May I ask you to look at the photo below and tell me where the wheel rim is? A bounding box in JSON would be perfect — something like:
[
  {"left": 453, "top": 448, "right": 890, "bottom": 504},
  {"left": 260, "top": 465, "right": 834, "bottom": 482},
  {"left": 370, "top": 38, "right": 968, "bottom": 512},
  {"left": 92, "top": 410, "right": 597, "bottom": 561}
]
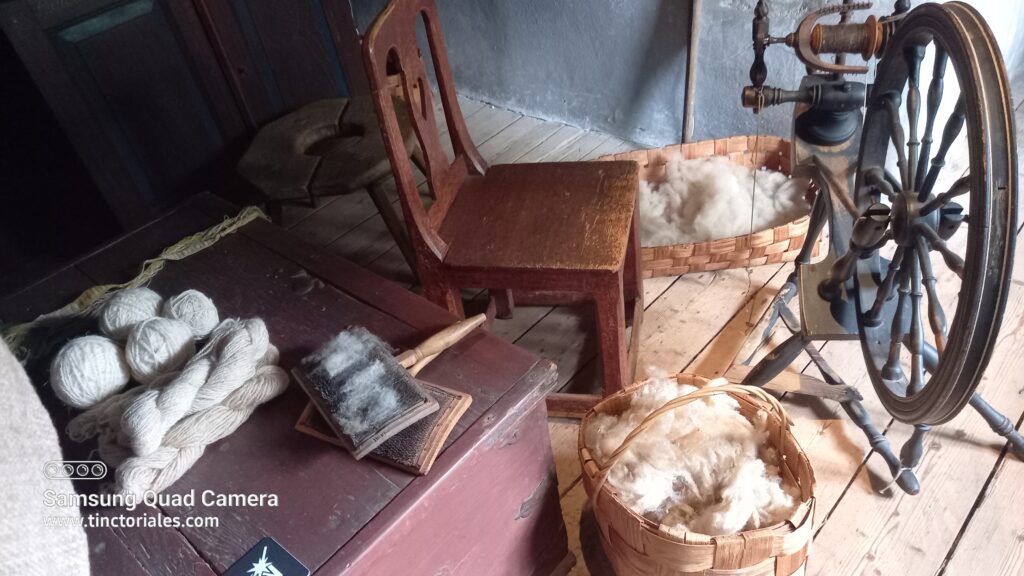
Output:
[{"left": 852, "top": 2, "right": 1017, "bottom": 425}]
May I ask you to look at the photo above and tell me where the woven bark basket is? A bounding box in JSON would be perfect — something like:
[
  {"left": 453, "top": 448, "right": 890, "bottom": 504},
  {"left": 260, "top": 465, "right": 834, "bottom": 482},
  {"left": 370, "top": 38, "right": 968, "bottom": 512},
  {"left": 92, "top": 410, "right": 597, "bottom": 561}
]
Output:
[
  {"left": 578, "top": 374, "right": 816, "bottom": 576},
  {"left": 600, "top": 135, "right": 820, "bottom": 278}
]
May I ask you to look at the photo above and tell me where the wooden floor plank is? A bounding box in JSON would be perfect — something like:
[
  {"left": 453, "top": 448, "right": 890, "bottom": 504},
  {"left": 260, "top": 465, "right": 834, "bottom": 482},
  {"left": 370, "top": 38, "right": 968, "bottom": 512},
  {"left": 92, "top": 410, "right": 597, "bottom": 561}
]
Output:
[{"left": 517, "top": 124, "right": 586, "bottom": 164}]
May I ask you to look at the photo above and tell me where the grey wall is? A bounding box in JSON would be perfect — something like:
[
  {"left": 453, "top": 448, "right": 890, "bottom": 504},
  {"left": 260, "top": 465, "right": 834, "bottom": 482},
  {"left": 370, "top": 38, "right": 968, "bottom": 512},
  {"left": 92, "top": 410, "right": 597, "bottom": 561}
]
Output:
[
  {"left": 351, "top": 0, "right": 692, "bottom": 146},
  {"left": 351, "top": 1, "right": 1024, "bottom": 146}
]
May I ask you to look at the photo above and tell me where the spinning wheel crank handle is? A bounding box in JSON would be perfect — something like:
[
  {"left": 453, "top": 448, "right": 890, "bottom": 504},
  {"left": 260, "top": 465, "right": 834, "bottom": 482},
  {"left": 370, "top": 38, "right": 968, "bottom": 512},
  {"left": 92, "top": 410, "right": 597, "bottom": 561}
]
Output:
[
  {"left": 919, "top": 342, "right": 1024, "bottom": 460},
  {"left": 843, "top": 400, "right": 921, "bottom": 494},
  {"left": 819, "top": 203, "right": 891, "bottom": 301}
]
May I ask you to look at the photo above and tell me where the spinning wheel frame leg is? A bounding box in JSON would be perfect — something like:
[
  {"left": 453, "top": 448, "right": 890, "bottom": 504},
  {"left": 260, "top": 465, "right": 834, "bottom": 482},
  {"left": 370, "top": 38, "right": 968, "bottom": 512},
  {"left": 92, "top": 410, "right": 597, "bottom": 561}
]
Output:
[
  {"left": 920, "top": 342, "right": 1024, "bottom": 460},
  {"left": 807, "top": 342, "right": 920, "bottom": 494},
  {"left": 969, "top": 395, "right": 1024, "bottom": 460}
]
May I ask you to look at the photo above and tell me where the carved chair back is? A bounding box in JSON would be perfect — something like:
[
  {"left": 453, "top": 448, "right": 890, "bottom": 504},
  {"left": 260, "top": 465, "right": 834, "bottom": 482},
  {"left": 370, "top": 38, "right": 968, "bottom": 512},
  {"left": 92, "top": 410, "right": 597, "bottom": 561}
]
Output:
[{"left": 363, "top": 0, "right": 486, "bottom": 261}]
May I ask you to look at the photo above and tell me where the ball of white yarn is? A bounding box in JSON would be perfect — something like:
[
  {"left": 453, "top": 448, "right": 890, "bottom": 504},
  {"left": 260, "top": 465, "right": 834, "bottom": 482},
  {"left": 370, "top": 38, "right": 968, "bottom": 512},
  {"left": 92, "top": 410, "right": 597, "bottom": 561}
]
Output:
[
  {"left": 51, "top": 335, "right": 130, "bottom": 409},
  {"left": 100, "top": 288, "right": 163, "bottom": 340},
  {"left": 125, "top": 318, "right": 196, "bottom": 384},
  {"left": 161, "top": 290, "right": 218, "bottom": 339}
]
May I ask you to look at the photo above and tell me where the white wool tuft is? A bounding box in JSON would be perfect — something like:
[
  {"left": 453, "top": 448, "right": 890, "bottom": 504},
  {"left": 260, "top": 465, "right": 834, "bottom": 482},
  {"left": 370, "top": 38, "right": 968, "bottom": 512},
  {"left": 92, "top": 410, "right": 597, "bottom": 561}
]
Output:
[
  {"left": 99, "top": 287, "right": 163, "bottom": 340},
  {"left": 50, "top": 335, "right": 131, "bottom": 409},
  {"left": 585, "top": 377, "right": 799, "bottom": 536},
  {"left": 125, "top": 317, "right": 196, "bottom": 384},
  {"left": 161, "top": 290, "right": 219, "bottom": 339},
  {"left": 639, "top": 156, "right": 809, "bottom": 246},
  {"left": 332, "top": 359, "right": 400, "bottom": 435}
]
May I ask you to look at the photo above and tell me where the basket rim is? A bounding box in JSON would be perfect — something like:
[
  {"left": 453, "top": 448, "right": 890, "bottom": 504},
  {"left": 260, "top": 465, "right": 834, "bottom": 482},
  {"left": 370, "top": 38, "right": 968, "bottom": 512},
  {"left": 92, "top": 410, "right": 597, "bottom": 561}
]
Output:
[{"left": 577, "top": 373, "right": 816, "bottom": 544}]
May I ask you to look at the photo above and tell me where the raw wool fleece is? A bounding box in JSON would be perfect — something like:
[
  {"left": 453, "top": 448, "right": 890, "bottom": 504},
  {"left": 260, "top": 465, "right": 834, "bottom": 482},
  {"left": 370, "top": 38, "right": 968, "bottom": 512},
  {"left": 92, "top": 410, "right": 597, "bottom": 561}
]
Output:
[
  {"left": 584, "top": 376, "right": 798, "bottom": 536},
  {"left": 639, "top": 156, "right": 809, "bottom": 246}
]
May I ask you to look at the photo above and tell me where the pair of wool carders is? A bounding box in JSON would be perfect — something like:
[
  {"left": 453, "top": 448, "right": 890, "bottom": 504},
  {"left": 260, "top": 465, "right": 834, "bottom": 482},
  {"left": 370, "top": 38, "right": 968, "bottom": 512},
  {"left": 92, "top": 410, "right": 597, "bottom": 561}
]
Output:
[{"left": 294, "top": 314, "right": 485, "bottom": 459}]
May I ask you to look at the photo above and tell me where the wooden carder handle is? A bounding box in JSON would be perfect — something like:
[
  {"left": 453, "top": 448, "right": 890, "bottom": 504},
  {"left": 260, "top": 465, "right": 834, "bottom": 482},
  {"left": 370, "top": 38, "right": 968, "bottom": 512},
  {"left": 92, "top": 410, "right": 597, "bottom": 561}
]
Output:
[{"left": 395, "top": 314, "right": 487, "bottom": 369}]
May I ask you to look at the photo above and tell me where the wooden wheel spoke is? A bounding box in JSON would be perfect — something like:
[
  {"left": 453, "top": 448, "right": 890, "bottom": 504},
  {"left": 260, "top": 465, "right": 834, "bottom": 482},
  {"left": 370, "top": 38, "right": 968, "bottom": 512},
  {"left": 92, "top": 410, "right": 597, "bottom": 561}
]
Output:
[
  {"left": 882, "top": 257, "right": 914, "bottom": 382},
  {"left": 882, "top": 94, "right": 911, "bottom": 191},
  {"left": 908, "top": 252, "right": 926, "bottom": 395},
  {"left": 917, "top": 45, "right": 948, "bottom": 191},
  {"left": 916, "top": 237, "right": 948, "bottom": 355},
  {"left": 914, "top": 223, "right": 964, "bottom": 277},
  {"left": 920, "top": 174, "right": 970, "bottom": 216},
  {"left": 866, "top": 245, "right": 906, "bottom": 325},
  {"left": 904, "top": 45, "right": 925, "bottom": 192},
  {"left": 920, "top": 95, "right": 966, "bottom": 200}
]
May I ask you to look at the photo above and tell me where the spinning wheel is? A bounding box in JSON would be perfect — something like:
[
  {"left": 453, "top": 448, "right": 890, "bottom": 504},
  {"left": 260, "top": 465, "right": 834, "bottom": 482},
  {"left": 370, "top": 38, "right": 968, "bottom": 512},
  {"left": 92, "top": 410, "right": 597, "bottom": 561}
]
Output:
[
  {"left": 738, "top": 0, "right": 1020, "bottom": 493},
  {"left": 851, "top": 2, "right": 1017, "bottom": 425}
]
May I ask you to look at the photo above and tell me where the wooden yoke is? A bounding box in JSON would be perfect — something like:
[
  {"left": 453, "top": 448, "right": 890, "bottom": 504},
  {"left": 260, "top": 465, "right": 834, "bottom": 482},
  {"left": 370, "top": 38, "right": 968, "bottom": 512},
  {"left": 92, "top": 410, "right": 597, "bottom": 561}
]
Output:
[{"left": 363, "top": 0, "right": 487, "bottom": 263}]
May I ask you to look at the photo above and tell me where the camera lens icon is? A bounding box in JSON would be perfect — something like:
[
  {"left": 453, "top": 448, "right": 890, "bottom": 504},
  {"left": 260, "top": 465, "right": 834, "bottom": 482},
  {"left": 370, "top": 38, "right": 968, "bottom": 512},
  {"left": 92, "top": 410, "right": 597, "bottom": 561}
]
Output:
[{"left": 44, "top": 461, "right": 107, "bottom": 480}]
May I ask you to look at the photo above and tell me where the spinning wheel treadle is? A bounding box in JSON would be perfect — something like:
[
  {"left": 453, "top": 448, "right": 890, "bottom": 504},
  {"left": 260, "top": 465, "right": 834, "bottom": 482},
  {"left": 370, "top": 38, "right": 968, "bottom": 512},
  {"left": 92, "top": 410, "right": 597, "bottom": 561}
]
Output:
[{"left": 738, "top": 0, "right": 1021, "bottom": 495}]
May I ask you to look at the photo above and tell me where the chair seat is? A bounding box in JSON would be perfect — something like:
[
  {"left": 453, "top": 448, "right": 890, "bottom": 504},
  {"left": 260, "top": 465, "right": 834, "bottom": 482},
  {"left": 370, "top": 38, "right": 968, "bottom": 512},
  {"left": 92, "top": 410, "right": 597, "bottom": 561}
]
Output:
[{"left": 440, "top": 161, "right": 638, "bottom": 272}]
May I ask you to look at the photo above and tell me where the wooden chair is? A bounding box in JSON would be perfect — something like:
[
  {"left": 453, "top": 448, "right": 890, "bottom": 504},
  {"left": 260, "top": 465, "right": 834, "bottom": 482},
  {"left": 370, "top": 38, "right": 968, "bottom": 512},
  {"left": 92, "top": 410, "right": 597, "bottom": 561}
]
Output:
[{"left": 362, "top": 0, "right": 643, "bottom": 397}]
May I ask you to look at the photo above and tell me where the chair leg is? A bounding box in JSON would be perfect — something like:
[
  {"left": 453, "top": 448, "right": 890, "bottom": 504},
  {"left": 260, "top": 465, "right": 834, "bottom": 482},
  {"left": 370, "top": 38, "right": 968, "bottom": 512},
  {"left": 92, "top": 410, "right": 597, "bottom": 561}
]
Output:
[
  {"left": 421, "top": 267, "right": 466, "bottom": 318},
  {"left": 594, "top": 272, "right": 630, "bottom": 396},
  {"left": 491, "top": 289, "right": 514, "bottom": 319},
  {"left": 366, "top": 180, "right": 418, "bottom": 276},
  {"left": 624, "top": 198, "right": 644, "bottom": 304}
]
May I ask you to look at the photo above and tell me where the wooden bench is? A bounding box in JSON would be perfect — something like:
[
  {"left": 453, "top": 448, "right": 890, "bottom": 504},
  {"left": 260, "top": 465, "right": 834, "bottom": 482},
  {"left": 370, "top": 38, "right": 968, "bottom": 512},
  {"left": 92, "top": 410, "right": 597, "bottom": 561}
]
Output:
[{"left": 0, "top": 194, "right": 571, "bottom": 576}]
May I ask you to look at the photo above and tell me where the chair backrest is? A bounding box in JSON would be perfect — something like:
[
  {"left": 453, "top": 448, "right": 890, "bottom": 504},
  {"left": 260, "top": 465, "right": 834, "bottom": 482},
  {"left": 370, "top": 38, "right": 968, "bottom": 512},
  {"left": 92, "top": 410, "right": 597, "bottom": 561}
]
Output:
[{"left": 363, "top": 0, "right": 486, "bottom": 261}]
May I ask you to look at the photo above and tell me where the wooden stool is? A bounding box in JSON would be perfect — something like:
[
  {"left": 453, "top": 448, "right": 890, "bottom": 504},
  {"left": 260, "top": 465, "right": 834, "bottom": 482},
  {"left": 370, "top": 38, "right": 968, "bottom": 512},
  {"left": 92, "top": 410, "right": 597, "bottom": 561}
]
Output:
[{"left": 237, "top": 97, "right": 421, "bottom": 272}]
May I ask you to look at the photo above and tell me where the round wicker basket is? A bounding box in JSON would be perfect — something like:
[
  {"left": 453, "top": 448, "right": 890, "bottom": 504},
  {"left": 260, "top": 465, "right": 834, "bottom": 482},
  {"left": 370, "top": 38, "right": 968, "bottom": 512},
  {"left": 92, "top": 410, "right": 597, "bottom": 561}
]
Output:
[
  {"left": 600, "top": 135, "right": 820, "bottom": 278},
  {"left": 578, "top": 374, "right": 815, "bottom": 576}
]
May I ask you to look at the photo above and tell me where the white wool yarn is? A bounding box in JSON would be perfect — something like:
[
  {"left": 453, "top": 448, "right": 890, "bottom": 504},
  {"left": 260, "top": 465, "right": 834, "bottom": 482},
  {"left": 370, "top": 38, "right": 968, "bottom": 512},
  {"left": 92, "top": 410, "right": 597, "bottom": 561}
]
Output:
[
  {"left": 162, "top": 290, "right": 219, "bottom": 339},
  {"left": 65, "top": 318, "right": 285, "bottom": 495},
  {"left": 50, "top": 335, "right": 130, "bottom": 409},
  {"left": 584, "top": 376, "right": 798, "bottom": 536},
  {"left": 122, "top": 318, "right": 269, "bottom": 456},
  {"left": 117, "top": 362, "right": 288, "bottom": 496},
  {"left": 639, "top": 156, "right": 809, "bottom": 247},
  {"left": 125, "top": 317, "right": 195, "bottom": 385},
  {"left": 99, "top": 287, "right": 163, "bottom": 340}
]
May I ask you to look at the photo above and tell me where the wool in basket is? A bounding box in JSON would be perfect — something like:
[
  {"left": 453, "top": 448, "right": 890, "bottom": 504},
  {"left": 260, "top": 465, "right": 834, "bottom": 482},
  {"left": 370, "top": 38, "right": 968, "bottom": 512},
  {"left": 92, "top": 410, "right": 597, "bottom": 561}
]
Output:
[{"left": 583, "top": 376, "right": 799, "bottom": 536}]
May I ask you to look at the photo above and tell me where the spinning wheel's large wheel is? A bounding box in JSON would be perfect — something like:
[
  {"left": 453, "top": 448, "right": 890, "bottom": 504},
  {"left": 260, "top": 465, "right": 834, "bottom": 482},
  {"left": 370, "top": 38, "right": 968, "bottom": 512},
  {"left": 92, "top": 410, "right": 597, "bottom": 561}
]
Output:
[{"left": 853, "top": 2, "right": 1017, "bottom": 425}]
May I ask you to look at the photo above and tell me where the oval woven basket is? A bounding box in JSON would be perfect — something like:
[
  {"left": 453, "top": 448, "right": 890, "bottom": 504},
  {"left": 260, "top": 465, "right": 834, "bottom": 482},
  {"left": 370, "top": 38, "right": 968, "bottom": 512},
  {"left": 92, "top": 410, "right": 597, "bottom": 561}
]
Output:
[
  {"left": 578, "top": 374, "right": 816, "bottom": 576},
  {"left": 600, "top": 135, "right": 820, "bottom": 278}
]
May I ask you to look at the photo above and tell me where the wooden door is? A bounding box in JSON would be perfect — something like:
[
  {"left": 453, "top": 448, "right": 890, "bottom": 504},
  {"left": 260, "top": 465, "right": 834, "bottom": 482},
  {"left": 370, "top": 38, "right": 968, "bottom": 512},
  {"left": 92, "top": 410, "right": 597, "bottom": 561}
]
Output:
[
  {"left": 0, "top": 0, "right": 365, "bottom": 229},
  {"left": 192, "top": 0, "right": 367, "bottom": 128},
  {"left": 0, "top": 0, "right": 250, "bottom": 227}
]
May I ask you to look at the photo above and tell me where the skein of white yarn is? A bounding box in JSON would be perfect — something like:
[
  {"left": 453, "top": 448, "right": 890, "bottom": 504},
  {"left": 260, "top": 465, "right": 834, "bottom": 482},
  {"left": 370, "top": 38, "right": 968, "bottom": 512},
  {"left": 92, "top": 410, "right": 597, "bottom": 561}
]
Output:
[
  {"left": 50, "top": 335, "right": 130, "bottom": 409},
  {"left": 99, "top": 288, "right": 163, "bottom": 340},
  {"left": 125, "top": 317, "right": 195, "bottom": 385},
  {"left": 121, "top": 318, "right": 269, "bottom": 456},
  {"left": 162, "top": 290, "right": 219, "bottom": 339},
  {"left": 116, "top": 362, "right": 288, "bottom": 496}
]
